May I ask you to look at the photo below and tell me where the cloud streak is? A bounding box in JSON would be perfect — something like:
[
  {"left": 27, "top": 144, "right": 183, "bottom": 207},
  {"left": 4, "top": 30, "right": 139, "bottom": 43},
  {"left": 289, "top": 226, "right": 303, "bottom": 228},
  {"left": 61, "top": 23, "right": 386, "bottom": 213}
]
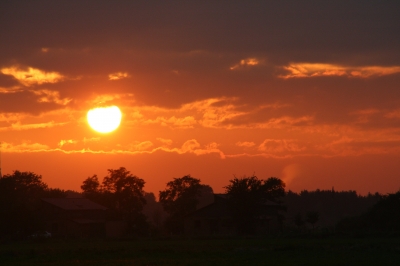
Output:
[
  {"left": 0, "top": 66, "right": 65, "bottom": 86},
  {"left": 279, "top": 63, "right": 400, "bottom": 79}
]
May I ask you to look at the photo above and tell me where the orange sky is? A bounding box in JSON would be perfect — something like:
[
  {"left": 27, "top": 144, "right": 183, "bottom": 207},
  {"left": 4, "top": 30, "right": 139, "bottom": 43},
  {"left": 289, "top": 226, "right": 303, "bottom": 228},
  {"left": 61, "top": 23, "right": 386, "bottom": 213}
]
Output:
[{"left": 1, "top": 1, "right": 400, "bottom": 195}]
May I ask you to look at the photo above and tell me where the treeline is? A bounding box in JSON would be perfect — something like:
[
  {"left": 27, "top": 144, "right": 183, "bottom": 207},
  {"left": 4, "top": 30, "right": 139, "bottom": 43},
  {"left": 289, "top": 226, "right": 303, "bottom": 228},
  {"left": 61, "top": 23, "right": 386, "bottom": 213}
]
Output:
[
  {"left": 0, "top": 167, "right": 398, "bottom": 240},
  {"left": 284, "top": 189, "right": 381, "bottom": 230}
]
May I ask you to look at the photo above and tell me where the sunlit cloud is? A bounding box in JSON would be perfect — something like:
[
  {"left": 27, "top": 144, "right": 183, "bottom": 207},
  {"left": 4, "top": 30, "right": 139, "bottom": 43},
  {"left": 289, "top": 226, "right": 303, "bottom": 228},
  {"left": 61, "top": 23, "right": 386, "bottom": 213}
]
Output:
[
  {"left": 230, "top": 58, "right": 261, "bottom": 70},
  {"left": 2, "top": 138, "right": 225, "bottom": 159},
  {"left": 157, "top": 138, "right": 173, "bottom": 146},
  {"left": 236, "top": 141, "right": 256, "bottom": 148},
  {"left": 108, "top": 72, "right": 130, "bottom": 80},
  {"left": 254, "top": 116, "right": 314, "bottom": 129},
  {"left": 0, "top": 86, "right": 23, "bottom": 94},
  {"left": 279, "top": 63, "right": 400, "bottom": 79},
  {"left": 89, "top": 93, "right": 135, "bottom": 106},
  {"left": 0, "top": 66, "right": 65, "bottom": 86},
  {"left": 147, "top": 116, "right": 197, "bottom": 129},
  {"left": 9, "top": 121, "right": 66, "bottom": 131},
  {"left": 83, "top": 137, "right": 101, "bottom": 143},
  {"left": 58, "top": 139, "right": 78, "bottom": 147},
  {"left": 31, "top": 89, "right": 72, "bottom": 105},
  {"left": 258, "top": 139, "right": 305, "bottom": 153},
  {"left": 0, "top": 112, "right": 26, "bottom": 123},
  {"left": 129, "top": 141, "right": 154, "bottom": 151},
  {"left": 2, "top": 142, "right": 50, "bottom": 153}
]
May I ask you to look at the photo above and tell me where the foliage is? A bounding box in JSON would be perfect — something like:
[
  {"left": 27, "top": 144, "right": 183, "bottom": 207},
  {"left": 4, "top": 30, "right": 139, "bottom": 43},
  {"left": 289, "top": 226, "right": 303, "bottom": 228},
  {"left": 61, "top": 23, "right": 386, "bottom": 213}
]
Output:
[
  {"left": 81, "top": 167, "right": 147, "bottom": 235},
  {"left": 285, "top": 189, "right": 380, "bottom": 229},
  {"left": 337, "top": 191, "right": 400, "bottom": 234},
  {"left": 294, "top": 212, "right": 305, "bottom": 228},
  {"left": 306, "top": 211, "right": 319, "bottom": 229},
  {"left": 159, "top": 175, "right": 210, "bottom": 234},
  {"left": 0, "top": 170, "right": 66, "bottom": 238},
  {"left": 224, "top": 175, "right": 286, "bottom": 234}
]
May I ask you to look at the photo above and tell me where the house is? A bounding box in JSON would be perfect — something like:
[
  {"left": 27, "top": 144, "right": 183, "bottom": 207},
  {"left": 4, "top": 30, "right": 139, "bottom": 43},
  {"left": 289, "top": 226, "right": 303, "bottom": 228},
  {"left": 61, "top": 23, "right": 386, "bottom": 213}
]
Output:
[
  {"left": 184, "top": 194, "right": 283, "bottom": 236},
  {"left": 40, "top": 197, "right": 109, "bottom": 238}
]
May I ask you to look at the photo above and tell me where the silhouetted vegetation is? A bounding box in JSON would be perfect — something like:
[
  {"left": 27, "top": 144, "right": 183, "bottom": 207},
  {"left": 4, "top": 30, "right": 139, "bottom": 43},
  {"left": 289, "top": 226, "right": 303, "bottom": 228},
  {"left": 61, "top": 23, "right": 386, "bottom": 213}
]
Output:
[
  {"left": 159, "top": 175, "right": 212, "bottom": 234},
  {"left": 81, "top": 167, "right": 148, "bottom": 236},
  {"left": 0, "top": 167, "right": 397, "bottom": 242},
  {"left": 0, "top": 171, "right": 66, "bottom": 239},
  {"left": 284, "top": 189, "right": 380, "bottom": 231},
  {"left": 337, "top": 191, "right": 400, "bottom": 235},
  {"left": 225, "top": 175, "right": 286, "bottom": 234}
]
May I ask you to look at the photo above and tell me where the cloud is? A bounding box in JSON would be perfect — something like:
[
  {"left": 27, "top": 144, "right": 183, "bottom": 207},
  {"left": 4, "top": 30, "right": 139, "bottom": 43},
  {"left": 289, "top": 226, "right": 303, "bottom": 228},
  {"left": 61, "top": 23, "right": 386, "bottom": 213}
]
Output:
[
  {"left": 157, "top": 138, "right": 173, "bottom": 146},
  {"left": 385, "top": 109, "right": 400, "bottom": 119},
  {"left": 258, "top": 139, "right": 305, "bottom": 153},
  {"left": 254, "top": 116, "right": 314, "bottom": 129},
  {"left": 89, "top": 93, "right": 135, "bottom": 105},
  {"left": 0, "top": 86, "right": 23, "bottom": 94},
  {"left": 0, "top": 66, "right": 65, "bottom": 86},
  {"left": 31, "top": 89, "right": 72, "bottom": 105},
  {"left": 236, "top": 141, "right": 256, "bottom": 148},
  {"left": 83, "top": 137, "right": 101, "bottom": 143},
  {"left": 279, "top": 63, "right": 400, "bottom": 79},
  {"left": 0, "top": 112, "right": 26, "bottom": 123},
  {"left": 144, "top": 116, "right": 197, "bottom": 129},
  {"left": 2, "top": 142, "right": 50, "bottom": 153},
  {"left": 58, "top": 139, "right": 78, "bottom": 147},
  {"left": 108, "top": 72, "right": 130, "bottom": 80},
  {"left": 129, "top": 141, "right": 154, "bottom": 151},
  {"left": 230, "top": 58, "right": 261, "bottom": 70},
  {"left": 5, "top": 121, "right": 67, "bottom": 131},
  {"left": 2, "top": 138, "right": 225, "bottom": 159}
]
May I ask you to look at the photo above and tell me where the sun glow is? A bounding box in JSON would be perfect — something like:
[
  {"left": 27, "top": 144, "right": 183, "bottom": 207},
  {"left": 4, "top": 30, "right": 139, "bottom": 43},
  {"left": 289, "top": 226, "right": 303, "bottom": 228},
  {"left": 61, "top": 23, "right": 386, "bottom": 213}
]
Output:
[{"left": 87, "top": 106, "right": 122, "bottom": 133}]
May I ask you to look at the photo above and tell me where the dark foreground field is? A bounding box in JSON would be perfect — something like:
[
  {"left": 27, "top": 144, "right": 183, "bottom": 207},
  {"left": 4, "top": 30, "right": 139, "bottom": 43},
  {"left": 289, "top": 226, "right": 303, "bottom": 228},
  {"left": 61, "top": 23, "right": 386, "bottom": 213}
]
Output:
[{"left": 1, "top": 236, "right": 400, "bottom": 265}]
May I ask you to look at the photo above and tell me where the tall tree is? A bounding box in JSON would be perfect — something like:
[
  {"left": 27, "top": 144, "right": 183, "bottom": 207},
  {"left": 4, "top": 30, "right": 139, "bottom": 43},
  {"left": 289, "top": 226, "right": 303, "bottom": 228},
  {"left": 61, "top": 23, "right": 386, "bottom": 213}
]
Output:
[
  {"left": 0, "top": 170, "right": 65, "bottom": 237},
  {"left": 225, "top": 175, "right": 286, "bottom": 234},
  {"left": 159, "top": 175, "right": 209, "bottom": 234},
  {"left": 102, "top": 167, "right": 146, "bottom": 215},
  {"left": 81, "top": 167, "right": 148, "bottom": 235}
]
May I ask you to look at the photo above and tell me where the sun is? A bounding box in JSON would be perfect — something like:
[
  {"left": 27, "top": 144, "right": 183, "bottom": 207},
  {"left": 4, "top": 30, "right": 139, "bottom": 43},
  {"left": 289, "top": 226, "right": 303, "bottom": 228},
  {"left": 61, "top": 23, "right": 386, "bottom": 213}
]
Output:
[{"left": 87, "top": 105, "right": 122, "bottom": 133}]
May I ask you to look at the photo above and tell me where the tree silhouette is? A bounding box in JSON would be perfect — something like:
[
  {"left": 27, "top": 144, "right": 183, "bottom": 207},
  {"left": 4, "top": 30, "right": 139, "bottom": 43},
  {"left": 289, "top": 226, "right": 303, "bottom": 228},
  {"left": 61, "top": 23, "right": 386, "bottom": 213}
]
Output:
[
  {"left": 81, "top": 174, "right": 100, "bottom": 194},
  {"left": 294, "top": 212, "right": 305, "bottom": 229},
  {"left": 306, "top": 211, "right": 319, "bottom": 229},
  {"left": 225, "top": 175, "right": 285, "bottom": 234},
  {"left": 159, "top": 175, "right": 207, "bottom": 234},
  {"left": 0, "top": 170, "right": 65, "bottom": 238},
  {"left": 81, "top": 167, "right": 148, "bottom": 235}
]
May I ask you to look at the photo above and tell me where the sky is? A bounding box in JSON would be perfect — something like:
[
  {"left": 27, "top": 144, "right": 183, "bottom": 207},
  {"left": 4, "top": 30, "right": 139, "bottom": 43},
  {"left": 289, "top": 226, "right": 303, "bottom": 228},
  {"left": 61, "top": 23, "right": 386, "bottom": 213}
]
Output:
[{"left": 1, "top": 1, "right": 400, "bottom": 195}]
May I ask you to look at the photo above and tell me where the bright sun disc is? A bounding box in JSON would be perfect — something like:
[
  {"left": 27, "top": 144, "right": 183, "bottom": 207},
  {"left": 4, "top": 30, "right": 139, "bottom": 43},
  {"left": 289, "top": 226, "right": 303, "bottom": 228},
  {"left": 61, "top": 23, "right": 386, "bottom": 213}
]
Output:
[{"left": 87, "top": 106, "right": 122, "bottom": 133}]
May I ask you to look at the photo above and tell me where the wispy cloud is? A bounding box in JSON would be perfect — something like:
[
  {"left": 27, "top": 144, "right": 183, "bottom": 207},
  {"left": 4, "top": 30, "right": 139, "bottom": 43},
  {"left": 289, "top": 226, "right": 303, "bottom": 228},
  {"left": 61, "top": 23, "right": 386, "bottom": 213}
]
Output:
[
  {"left": 230, "top": 58, "right": 261, "bottom": 70},
  {"left": 31, "top": 89, "right": 72, "bottom": 105},
  {"left": 0, "top": 86, "right": 23, "bottom": 94},
  {"left": 129, "top": 141, "right": 154, "bottom": 151},
  {"left": 2, "top": 139, "right": 226, "bottom": 159},
  {"left": 108, "top": 72, "right": 130, "bottom": 80},
  {"left": 236, "top": 141, "right": 256, "bottom": 148},
  {"left": 58, "top": 139, "right": 78, "bottom": 147},
  {"left": 157, "top": 138, "right": 173, "bottom": 146},
  {"left": 279, "top": 63, "right": 400, "bottom": 79},
  {"left": 0, "top": 66, "right": 65, "bottom": 86},
  {"left": 258, "top": 139, "right": 305, "bottom": 153},
  {"left": 2, "top": 142, "right": 50, "bottom": 152},
  {"left": 4, "top": 121, "right": 67, "bottom": 131}
]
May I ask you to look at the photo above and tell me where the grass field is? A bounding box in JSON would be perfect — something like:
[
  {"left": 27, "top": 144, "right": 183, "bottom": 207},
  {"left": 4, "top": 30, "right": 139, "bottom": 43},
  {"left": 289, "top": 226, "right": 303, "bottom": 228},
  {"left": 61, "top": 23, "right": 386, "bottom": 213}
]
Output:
[{"left": 1, "top": 236, "right": 400, "bottom": 265}]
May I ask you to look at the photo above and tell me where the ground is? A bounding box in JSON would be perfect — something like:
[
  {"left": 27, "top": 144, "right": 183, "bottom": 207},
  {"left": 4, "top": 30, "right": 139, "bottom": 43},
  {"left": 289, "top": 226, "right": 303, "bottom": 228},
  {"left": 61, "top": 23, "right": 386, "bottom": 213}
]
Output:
[{"left": 1, "top": 236, "right": 400, "bottom": 265}]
